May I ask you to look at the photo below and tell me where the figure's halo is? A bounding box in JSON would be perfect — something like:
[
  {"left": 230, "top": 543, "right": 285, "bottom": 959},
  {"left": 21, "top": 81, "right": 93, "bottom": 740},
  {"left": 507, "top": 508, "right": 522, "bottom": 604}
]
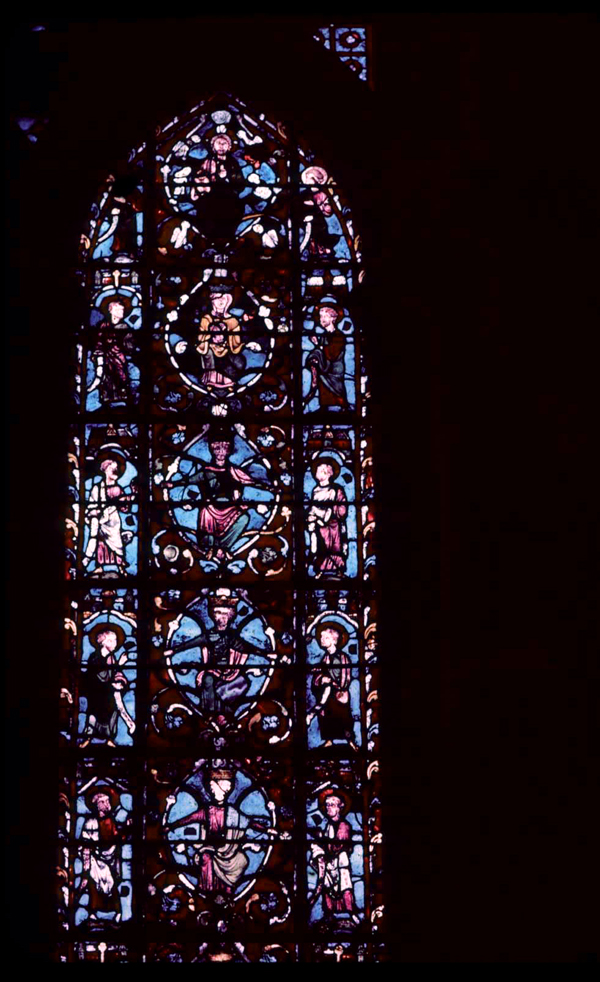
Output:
[
  {"left": 313, "top": 619, "right": 350, "bottom": 652},
  {"left": 97, "top": 292, "right": 134, "bottom": 319},
  {"left": 95, "top": 444, "right": 129, "bottom": 476},
  {"left": 317, "top": 785, "right": 352, "bottom": 817},
  {"left": 87, "top": 620, "right": 127, "bottom": 651},
  {"left": 311, "top": 454, "right": 341, "bottom": 480},
  {"left": 84, "top": 782, "right": 121, "bottom": 812}
]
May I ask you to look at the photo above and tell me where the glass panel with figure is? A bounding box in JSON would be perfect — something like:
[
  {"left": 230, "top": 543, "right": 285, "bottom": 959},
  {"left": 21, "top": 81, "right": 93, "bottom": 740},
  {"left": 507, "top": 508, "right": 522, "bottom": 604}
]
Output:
[
  {"left": 302, "top": 298, "right": 356, "bottom": 413},
  {"left": 82, "top": 271, "right": 142, "bottom": 413},
  {"left": 149, "top": 587, "right": 294, "bottom": 753},
  {"left": 305, "top": 592, "right": 362, "bottom": 752},
  {"left": 152, "top": 421, "right": 292, "bottom": 580},
  {"left": 152, "top": 268, "right": 292, "bottom": 417},
  {"left": 304, "top": 426, "right": 358, "bottom": 580},
  {"left": 306, "top": 763, "right": 365, "bottom": 934},
  {"left": 80, "top": 175, "right": 144, "bottom": 265},
  {"left": 79, "top": 424, "right": 139, "bottom": 578},
  {"left": 145, "top": 757, "right": 295, "bottom": 934},
  {"left": 70, "top": 760, "right": 134, "bottom": 931},
  {"left": 77, "top": 589, "right": 138, "bottom": 748}
]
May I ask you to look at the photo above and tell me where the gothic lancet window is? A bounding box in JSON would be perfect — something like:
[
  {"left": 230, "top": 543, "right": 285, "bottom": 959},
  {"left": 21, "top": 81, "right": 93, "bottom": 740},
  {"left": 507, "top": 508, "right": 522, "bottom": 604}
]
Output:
[{"left": 58, "top": 90, "right": 385, "bottom": 963}]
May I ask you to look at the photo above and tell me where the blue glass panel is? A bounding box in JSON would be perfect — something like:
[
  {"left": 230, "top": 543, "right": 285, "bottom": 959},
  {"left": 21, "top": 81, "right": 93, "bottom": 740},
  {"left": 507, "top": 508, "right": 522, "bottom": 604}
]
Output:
[
  {"left": 84, "top": 278, "right": 142, "bottom": 412},
  {"left": 306, "top": 764, "right": 365, "bottom": 931},
  {"left": 339, "top": 55, "right": 368, "bottom": 81},
  {"left": 303, "top": 426, "right": 358, "bottom": 579},
  {"left": 73, "top": 760, "right": 133, "bottom": 929},
  {"left": 152, "top": 422, "right": 292, "bottom": 580},
  {"left": 82, "top": 177, "right": 144, "bottom": 265},
  {"left": 306, "top": 669, "right": 362, "bottom": 749},
  {"left": 314, "top": 25, "right": 369, "bottom": 82},
  {"left": 302, "top": 299, "right": 356, "bottom": 412},
  {"left": 82, "top": 424, "right": 139, "bottom": 577},
  {"left": 335, "top": 27, "right": 367, "bottom": 52},
  {"left": 315, "top": 27, "right": 331, "bottom": 49},
  {"left": 77, "top": 589, "right": 137, "bottom": 748}
]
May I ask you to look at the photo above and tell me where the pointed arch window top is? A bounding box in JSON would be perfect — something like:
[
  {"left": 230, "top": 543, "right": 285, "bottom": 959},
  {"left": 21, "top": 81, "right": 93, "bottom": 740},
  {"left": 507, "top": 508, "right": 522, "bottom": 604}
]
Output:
[{"left": 81, "top": 93, "right": 362, "bottom": 271}]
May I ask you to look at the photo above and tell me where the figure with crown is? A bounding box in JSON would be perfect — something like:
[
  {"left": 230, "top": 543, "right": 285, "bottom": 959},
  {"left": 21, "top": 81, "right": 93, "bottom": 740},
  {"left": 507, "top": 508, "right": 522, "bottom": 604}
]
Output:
[
  {"left": 164, "top": 760, "right": 274, "bottom": 901},
  {"left": 165, "top": 589, "right": 265, "bottom": 726}
]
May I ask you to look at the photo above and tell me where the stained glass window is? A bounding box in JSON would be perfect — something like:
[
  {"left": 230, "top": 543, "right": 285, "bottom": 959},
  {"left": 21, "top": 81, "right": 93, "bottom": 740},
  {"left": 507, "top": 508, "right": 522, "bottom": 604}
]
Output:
[
  {"left": 314, "top": 26, "right": 371, "bottom": 84},
  {"left": 59, "top": 92, "right": 384, "bottom": 962}
]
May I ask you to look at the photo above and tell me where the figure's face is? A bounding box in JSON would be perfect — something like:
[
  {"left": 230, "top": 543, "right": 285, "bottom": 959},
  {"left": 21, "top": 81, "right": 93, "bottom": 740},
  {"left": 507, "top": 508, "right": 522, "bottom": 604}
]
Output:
[
  {"left": 319, "top": 306, "right": 338, "bottom": 331},
  {"left": 325, "top": 795, "right": 342, "bottom": 820},
  {"left": 314, "top": 191, "right": 332, "bottom": 216},
  {"left": 213, "top": 608, "right": 234, "bottom": 631},
  {"left": 101, "top": 630, "right": 119, "bottom": 653},
  {"left": 210, "top": 441, "right": 230, "bottom": 466},
  {"left": 209, "top": 779, "right": 232, "bottom": 803},
  {"left": 316, "top": 463, "right": 334, "bottom": 485},
  {"left": 104, "top": 460, "right": 120, "bottom": 483},
  {"left": 109, "top": 302, "right": 125, "bottom": 322},
  {"left": 211, "top": 293, "right": 230, "bottom": 315},
  {"left": 319, "top": 628, "right": 339, "bottom": 650},
  {"left": 93, "top": 793, "right": 111, "bottom": 815},
  {"left": 212, "top": 136, "right": 230, "bottom": 156}
]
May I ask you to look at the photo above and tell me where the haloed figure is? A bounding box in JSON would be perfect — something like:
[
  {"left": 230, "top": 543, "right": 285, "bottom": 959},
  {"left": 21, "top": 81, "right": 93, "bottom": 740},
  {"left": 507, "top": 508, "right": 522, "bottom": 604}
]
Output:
[
  {"left": 307, "top": 458, "right": 348, "bottom": 578},
  {"left": 306, "top": 304, "right": 349, "bottom": 409},
  {"left": 79, "top": 789, "right": 126, "bottom": 924},
  {"left": 166, "top": 590, "right": 262, "bottom": 725},
  {"left": 163, "top": 429, "right": 269, "bottom": 564},
  {"left": 193, "top": 434, "right": 265, "bottom": 562},
  {"left": 166, "top": 764, "right": 249, "bottom": 898},
  {"left": 88, "top": 300, "right": 135, "bottom": 406},
  {"left": 191, "top": 134, "right": 239, "bottom": 189},
  {"left": 310, "top": 792, "right": 360, "bottom": 926},
  {"left": 83, "top": 457, "right": 135, "bottom": 574},
  {"left": 308, "top": 624, "right": 357, "bottom": 751},
  {"left": 196, "top": 292, "right": 246, "bottom": 390},
  {"left": 200, "top": 437, "right": 253, "bottom": 561},
  {"left": 80, "top": 626, "right": 135, "bottom": 748}
]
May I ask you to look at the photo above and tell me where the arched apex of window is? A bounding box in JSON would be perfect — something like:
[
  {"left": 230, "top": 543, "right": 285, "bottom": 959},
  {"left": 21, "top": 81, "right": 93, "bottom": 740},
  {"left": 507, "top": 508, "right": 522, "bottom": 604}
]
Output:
[{"left": 80, "top": 93, "right": 361, "bottom": 271}]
